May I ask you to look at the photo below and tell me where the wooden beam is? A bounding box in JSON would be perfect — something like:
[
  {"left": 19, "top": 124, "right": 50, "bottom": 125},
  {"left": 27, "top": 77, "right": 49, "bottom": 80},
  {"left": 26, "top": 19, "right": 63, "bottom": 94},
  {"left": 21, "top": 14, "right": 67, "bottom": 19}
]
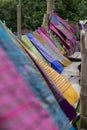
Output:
[{"left": 80, "top": 29, "right": 87, "bottom": 129}]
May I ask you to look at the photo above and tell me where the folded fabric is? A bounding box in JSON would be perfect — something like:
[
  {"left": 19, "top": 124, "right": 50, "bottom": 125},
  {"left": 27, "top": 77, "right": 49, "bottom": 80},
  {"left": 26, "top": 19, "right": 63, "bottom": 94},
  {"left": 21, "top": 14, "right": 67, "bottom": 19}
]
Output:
[
  {"left": 22, "top": 47, "right": 77, "bottom": 121},
  {"left": 51, "top": 14, "right": 76, "bottom": 44},
  {"left": 37, "top": 27, "right": 62, "bottom": 54},
  {"left": 50, "top": 23, "right": 70, "bottom": 49},
  {"left": 22, "top": 35, "right": 47, "bottom": 63},
  {"left": 33, "top": 30, "right": 71, "bottom": 67},
  {"left": 34, "top": 27, "right": 66, "bottom": 54},
  {"left": 25, "top": 50, "right": 79, "bottom": 105},
  {"left": 27, "top": 33, "right": 64, "bottom": 73},
  {"left": 0, "top": 22, "right": 75, "bottom": 130},
  {"left": 52, "top": 13, "right": 76, "bottom": 34},
  {"left": 0, "top": 47, "right": 58, "bottom": 130}
]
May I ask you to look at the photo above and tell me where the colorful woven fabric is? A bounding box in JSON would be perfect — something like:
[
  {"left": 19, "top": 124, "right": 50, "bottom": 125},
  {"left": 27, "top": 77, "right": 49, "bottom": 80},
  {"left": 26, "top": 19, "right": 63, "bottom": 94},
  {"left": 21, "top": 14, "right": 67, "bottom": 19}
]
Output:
[
  {"left": 0, "top": 47, "right": 58, "bottom": 130},
  {"left": 33, "top": 30, "right": 71, "bottom": 67},
  {"left": 22, "top": 35, "right": 47, "bottom": 63},
  {"left": 37, "top": 26, "right": 66, "bottom": 54},
  {"left": 49, "top": 31, "right": 66, "bottom": 55},
  {"left": 52, "top": 13, "right": 76, "bottom": 34},
  {"left": 25, "top": 50, "right": 79, "bottom": 105},
  {"left": 50, "top": 24, "right": 70, "bottom": 49},
  {"left": 21, "top": 47, "right": 77, "bottom": 121},
  {"left": 51, "top": 14, "right": 76, "bottom": 44},
  {"left": 0, "top": 22, "right": 75, "bottom": 130},
  {"left": 37, "top": 27, "right": 62, "bottom": 54},
  {"left": 27, "top": 33, "right": 64, "bottom": 73}
]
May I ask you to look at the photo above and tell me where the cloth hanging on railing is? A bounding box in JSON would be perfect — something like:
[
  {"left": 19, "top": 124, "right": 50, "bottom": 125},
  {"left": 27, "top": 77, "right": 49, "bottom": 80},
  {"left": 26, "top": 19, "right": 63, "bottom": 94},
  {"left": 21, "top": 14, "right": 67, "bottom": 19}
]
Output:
[
  {"left": 27, "top": 33, "right": 63, "bottom": 73},
  {"left": 0, "top": 22, "right": 75, "bottom": 130},
  {"left": 20, "top": 46, "right": 77, "bottom": 121},
  {"left": 33, "top": 30, "right": 71, "bottom": 67},
  {"left": 22, "top": 35, "right": 47, "bottom": 63},
  {"left": 37, "top": 27, "right": 66, "bottom": 54}
]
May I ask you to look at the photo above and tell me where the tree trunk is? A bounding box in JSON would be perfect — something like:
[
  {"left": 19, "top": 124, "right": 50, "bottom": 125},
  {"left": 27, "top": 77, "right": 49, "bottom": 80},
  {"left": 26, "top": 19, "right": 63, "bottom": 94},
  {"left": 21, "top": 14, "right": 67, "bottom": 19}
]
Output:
[{"left": 80, "top": 29, "right": 87, "bottom": 129}]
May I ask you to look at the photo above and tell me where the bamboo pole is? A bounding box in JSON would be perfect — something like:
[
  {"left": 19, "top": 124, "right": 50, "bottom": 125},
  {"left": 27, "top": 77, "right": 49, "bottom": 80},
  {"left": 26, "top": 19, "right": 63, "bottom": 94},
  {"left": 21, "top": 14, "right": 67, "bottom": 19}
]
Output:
[
  {"left": 80, "top": 29, "right": 87, "bottom": 129},
  {"left": 17, "top": 0, "right": 21, "bottom": 40}
]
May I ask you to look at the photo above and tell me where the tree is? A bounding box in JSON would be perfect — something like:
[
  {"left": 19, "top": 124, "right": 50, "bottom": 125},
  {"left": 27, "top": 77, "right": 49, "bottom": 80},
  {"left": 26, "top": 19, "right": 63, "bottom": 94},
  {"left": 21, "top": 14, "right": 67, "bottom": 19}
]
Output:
[{"left": 0, "top": 0, "right": 87, "bottom": 31}]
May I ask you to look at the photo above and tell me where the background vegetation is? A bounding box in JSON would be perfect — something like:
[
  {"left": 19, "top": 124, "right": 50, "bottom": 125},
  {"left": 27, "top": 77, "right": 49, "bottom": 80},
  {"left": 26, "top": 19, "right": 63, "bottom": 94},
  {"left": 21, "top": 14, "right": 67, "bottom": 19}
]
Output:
[{"left": 0, "top": 0, "right": 87, "bottom": 32}]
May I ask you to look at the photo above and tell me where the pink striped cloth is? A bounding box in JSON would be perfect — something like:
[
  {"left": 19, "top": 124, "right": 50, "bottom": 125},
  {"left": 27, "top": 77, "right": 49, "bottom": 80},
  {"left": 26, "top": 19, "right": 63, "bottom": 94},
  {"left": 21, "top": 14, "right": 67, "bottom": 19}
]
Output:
[
  {"left": 50, "top": 24, "right": 70, "bottom": 49},
  {"left": 0, "top": 47, "right": 58, "bottom": 130},
  {"left": 52, "top": 13, "right": 75, "bottom": 33},
  {"left": 37, "top": 27, "right": 62, "bottom": 54}
]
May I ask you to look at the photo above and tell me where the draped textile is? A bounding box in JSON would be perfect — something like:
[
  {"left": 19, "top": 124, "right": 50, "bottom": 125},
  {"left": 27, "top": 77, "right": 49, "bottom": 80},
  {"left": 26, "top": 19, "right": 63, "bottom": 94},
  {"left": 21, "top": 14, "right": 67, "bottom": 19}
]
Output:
[
  {"left": 20, "top": 46, "right": 77, "bottom": 121},
  {"left": 0, "top": 47, "right": 58, "bottom": 130},
  {"left": 33, "top": 30, "right": 71, "bottom": 67},
  {"left": 27, "top": 33, "right": 64, "bottom": 73},
  {"left": 0, "top": 22, "right": 75, "bottom": 130}
]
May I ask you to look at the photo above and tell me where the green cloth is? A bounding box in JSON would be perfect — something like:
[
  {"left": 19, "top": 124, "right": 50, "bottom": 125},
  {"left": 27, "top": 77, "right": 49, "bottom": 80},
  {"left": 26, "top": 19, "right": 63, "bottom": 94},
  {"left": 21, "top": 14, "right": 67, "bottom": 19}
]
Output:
[{"left": 22, "top": 35, "right": 48, "bottom": 63}]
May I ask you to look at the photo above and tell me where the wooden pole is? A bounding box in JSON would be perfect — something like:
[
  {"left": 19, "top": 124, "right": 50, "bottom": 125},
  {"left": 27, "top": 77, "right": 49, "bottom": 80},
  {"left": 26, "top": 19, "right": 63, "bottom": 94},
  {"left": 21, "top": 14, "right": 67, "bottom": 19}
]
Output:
[
  {"left": 42, "top": 0, "right": 54, "bottom": 30},
  {"left": 17, "top": 0, "right": 21, "bottom": 40},
  {"left": 80, "top": 29, "right": 87, "bottom": 129}
]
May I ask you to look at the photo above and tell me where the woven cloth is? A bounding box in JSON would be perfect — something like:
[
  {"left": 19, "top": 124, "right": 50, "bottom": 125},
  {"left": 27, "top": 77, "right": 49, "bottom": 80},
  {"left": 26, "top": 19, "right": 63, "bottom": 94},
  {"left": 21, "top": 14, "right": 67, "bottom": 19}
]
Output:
[
  {"left": 0, "top": 22, "right": 75, "bottom": 130},
  {"left": 25, "top": 50, "right": 79, "bottom": 105},
  {"left": 33, "top": 30, "right": 71, "bottom": 67},
  {"left": 0, "top": 47, "right": 58, "bottom": 130},
  {"left": 50, "top": 24, "right": 70, "bottom": 49},
  {"left": 52, "top": 13, "right": 76, "bottom": 34},
  {"left": 22, "top": 48, "right": 77, "bottom": 121},
  {"left": 22, "top": 35, "right": 47, "bottom": 63},
  {"left": 51, "top": 14, "right": 76, "bottom": 44},
  {"left": 27, "top": 33, "right": 64, "bottom": 73}
]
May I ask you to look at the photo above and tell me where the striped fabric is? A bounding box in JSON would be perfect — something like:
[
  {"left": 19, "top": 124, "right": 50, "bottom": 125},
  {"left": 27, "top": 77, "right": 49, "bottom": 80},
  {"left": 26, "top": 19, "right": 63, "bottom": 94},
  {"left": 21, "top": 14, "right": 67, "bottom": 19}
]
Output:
[
  {"left": 36, "top": 28, "right": 66, "bottom": 55},
  {"left": 50, "top": 24, "right": 74, "bottom": 55},
  {"left": 33, "top": 30, "right": 71, "bottom": 67},
  {"left": 0, "top": 22, "right": 75, "bottom": 130},
  {"left": 37, "top": 27, "right": 63, "bottom": 54},
  {"left": 0, "top": 47, "right": 58, "bottom": 130},
  {"left": 52, "top": 13, "right": 76, "bottom": 34},
  {"left": 50, "top": 23, "right": 70, "bottom": 49},
  {"left": 27, "top": 33, "right": 64, "bottom": 73},
  {"left": 51, "top": 14, "right": 76, "bottom": 44},
  {"left": 21, "top": 35, "right": 47, "bottom": 63},
  {"left": 24, "top": 49, "right": 79, "bottom": 105},
  {"left": 49, "top": 31, "right": 66, "bottom": 55},
  {"left": 20, "top": 46, "right": 77, "bottom": 121}
]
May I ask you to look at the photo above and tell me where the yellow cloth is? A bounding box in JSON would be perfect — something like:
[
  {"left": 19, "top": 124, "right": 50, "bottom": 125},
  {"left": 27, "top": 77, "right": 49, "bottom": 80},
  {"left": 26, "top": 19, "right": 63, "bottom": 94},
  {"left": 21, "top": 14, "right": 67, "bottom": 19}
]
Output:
[{"left": 30, "top": 52, "right": 79, "bottom": 105}]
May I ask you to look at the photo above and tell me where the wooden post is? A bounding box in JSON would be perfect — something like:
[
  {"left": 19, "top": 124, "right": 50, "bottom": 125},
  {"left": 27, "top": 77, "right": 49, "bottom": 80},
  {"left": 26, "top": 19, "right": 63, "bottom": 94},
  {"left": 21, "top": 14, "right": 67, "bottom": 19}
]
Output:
[
  {"left": 80, "top": 29, "right": 87, "bottom": 129},
  {"left": 42, "top": 0, "right": 54, "bottom": 30},
  {"left": 17, "top": 0, "right": 21, "bottom": 40}
]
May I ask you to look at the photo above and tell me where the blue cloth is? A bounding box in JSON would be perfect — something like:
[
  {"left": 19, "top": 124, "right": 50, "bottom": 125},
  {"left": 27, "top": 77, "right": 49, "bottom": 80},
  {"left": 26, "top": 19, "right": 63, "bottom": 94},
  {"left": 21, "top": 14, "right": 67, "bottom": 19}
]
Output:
[
  {"left": 51, "top": 60, "right": 63, "bottom": 73},
  {"left": 27, "top": 33, "right": 63, "bottom": 73}
]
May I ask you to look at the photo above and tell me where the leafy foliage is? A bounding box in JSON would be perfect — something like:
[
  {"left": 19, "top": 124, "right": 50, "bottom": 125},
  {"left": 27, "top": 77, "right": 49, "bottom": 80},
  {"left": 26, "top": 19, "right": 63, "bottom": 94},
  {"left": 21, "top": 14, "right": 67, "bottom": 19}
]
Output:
[{"left": 0, "top": 0, "right": 87, "bottom": 32}]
